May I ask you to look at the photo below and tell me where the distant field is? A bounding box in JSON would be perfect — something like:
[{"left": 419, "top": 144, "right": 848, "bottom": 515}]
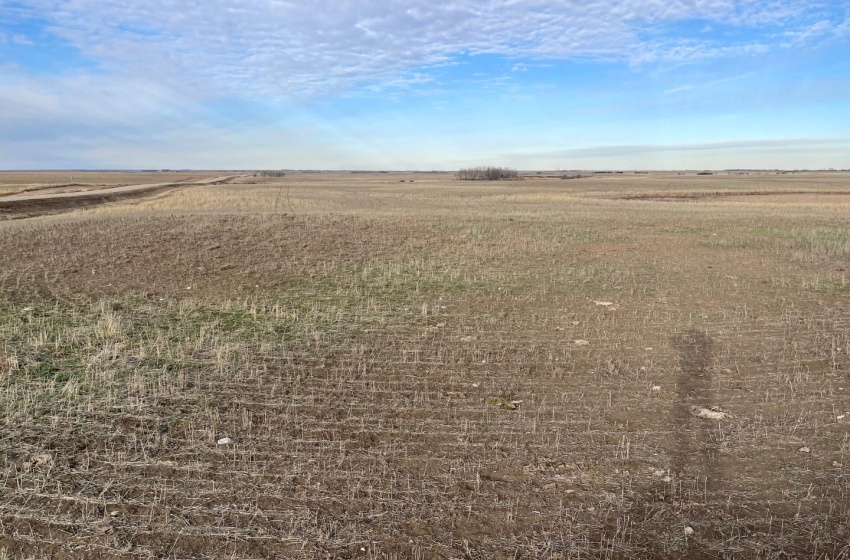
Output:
[
  {"left": 0, "top": 171, "right": 209, "bottom": 196},
  {"left": 1, "top": 172, "right": 849, "bottom": 559}
]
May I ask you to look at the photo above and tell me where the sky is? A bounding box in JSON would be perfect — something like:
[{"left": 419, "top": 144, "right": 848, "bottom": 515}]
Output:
[{"left": 1, "top": 1, "right": 849, "bottom": 170}]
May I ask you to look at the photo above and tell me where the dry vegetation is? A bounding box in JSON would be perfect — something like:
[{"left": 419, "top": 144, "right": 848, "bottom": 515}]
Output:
[
  {"left": 0, "top": 172, "right": 209, "bottom": 197},
  {"left": 456, "top": 167, "right": 519, "bottom": 181},
  {"left": 1, "top": 171, "right": 849, "bottom": 559}
]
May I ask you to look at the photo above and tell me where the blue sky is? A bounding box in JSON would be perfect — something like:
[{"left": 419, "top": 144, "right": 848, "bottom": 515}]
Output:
[{"left": 1, "top": 1, "right": 849, "bottom": 170}]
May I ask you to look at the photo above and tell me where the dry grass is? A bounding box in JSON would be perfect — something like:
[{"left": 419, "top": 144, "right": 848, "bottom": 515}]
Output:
[{"left": 1, "top": 172, "right": 849, "bottom": 559}]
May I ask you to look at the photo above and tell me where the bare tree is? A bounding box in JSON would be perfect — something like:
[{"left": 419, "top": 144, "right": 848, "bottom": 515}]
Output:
[{"left": 455, "top": 166, "right": 519, "bottom": 181}]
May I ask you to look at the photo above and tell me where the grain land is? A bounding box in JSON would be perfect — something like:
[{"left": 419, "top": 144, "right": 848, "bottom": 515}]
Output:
[
  {"left": 0, "top": 172, "right": 214, "bottom": 197},
  {"left": 1, "top": 171, "right": 849, "bottom": 559},
  {"left": 0, "top": 172, "right": 240, "bottom": 219}
]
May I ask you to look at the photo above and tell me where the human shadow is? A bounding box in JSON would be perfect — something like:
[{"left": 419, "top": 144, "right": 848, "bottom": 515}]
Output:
[{"left": 671, "top": 329, "right": 724, "bottom": 491}]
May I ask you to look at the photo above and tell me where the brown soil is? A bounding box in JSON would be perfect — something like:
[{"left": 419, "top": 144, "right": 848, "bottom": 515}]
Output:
[
  {"left": 1, "top": 173, "right": 849, "bottom": 559},
  {"left": 0, "top": 175, "right": 239, "bottom": 220},
  {"left": 616, "top": 190, "right": 850, "bottom": 202},
  {"left": 0, "top": 183, "right": 190, "bottom": 219}
]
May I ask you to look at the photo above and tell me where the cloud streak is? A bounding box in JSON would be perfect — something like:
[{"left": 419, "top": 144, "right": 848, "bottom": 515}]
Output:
[
  {"left": 493, "top": 138, "right": 850, "bottom": 171},
  {"left": 531, "top": 138, "right": 850, "bottom": 159}
]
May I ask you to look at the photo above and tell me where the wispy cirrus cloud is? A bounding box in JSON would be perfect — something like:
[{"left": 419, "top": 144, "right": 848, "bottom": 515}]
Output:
[
  {"left": 782, "top": 19, "right": 836, "bottom": 47},
  {"left": 831, "top": 16, "right": 850, "bottom": 37}
]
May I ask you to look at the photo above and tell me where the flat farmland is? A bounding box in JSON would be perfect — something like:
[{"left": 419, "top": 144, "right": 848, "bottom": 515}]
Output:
[
  {"left": 0, "top": 172, "right": 213, "bottom": 197},
  {"left": 1, "top": 172, "right": 849, "bottom": 559}
]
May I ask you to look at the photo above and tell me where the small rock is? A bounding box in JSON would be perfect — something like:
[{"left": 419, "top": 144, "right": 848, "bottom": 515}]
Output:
[
  {"left": 833, "top": 461, "right": 844, "bottom": 468},
  {"left": 217, "top": 437, "right": 233, "bottom": 445},
  {"left": 684, "top": 526, "right": 695, "bottom": 536},
  {"left": 594, "top": 301, "right": 614, "bottom": 307},
  {"left": 798, "top": 446, "right": 810, "bottom": 453},
  {"left": 694, "top": 407, "right": 727, "bottom": 420},
  {"left": 650, "top": 385, "right": 662, "bottom": 396},
  {"left": 574, "top": 339, "right": 590, "bottom": 347},
  {"left": 662, "top": 475, "right": 672, "bottom": 483}
]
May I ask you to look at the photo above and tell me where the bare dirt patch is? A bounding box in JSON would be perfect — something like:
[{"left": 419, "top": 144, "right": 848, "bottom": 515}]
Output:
[
  {"left": 0, "top": 175, "right": 238, "bottom": 220},
  {"left": 615, "top": 190, "right": 850, "bottom": 202},
  {"left": 734, "top": 192, "right": 850, "bottom": 205},
  {"left": 0, "top": 183, "right": 190, "bottom": 220},
  {"left": 0, "top": 172, "right": 209, "bottom": 196}
]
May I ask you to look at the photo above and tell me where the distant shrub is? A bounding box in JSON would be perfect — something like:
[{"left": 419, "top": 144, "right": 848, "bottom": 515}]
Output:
[
  {"left": 257, "top": 171, "right": 287, "bottom": 177},
  {"left": 456, "top": 166, "right": 519, "bottom": 181}
]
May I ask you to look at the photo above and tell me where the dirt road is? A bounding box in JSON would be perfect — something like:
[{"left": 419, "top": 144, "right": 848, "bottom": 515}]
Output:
[{"left": 0, "top": 174, "right": 241, "bottom": 218}]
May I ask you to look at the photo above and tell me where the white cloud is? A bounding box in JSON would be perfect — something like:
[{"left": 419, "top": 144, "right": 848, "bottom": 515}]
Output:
[
  {"left": 0, "top": 105, "right": 356, "bottom": 169},
  {"left": 630, "top": 39, "right": 771, "bottom": 65},
  {"left": 0, "top": 66, "right": 200, "bottom": 132},
  {"left": 663, "top": 72, "right": 753, "bottom": 96},
  {"left": 12, "top": 0, "right": 846, "bottom": 99},
  {"left": 3, "top": 1, "right": 848, "bottom": 169},
  {"left": 832, "top": 17, "right": 850, "bottom": 37},
  {"left": 11, "top": 34, "right": 34, "bottom": 46},
  {"left": 782, "top": 19, "right": 834, "bottom": 46}
]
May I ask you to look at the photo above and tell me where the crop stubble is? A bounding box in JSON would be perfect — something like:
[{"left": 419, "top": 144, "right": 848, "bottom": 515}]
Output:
[{"left": 1, "top": 172, "right": 849, "bottom": 559}]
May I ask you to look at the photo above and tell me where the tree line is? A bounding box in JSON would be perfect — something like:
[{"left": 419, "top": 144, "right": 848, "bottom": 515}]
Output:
[{"left": 455, "top": 167, "right": 518, "bottom": 181}]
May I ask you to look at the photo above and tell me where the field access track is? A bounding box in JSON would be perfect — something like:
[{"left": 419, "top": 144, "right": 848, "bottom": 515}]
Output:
[{"left": 0, "top": 175, "right": 240, "bottom": 218}]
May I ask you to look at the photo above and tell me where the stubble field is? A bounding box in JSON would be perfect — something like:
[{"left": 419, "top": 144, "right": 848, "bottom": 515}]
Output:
[{"left": 1, "top": 171, "right": 849, "bottom": 559}]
